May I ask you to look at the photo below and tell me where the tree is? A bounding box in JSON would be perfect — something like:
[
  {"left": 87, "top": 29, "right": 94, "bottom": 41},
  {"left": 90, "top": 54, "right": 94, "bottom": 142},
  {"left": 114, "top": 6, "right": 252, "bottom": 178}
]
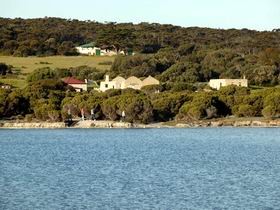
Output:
[
  {"left": 57, "top": 41, "right": 78, "bottom": 56},
  {"left": 0, "top": 63, "right": 8, "bottom": 75},
  {"left": 262, "top": 90, "right": 280, "bottom": 118},
  {"left": 27, "top": 68, "right": 57, "bottom": 82},
  {"left": 177, "top": 92, "right": 228, "bottom": 120}
]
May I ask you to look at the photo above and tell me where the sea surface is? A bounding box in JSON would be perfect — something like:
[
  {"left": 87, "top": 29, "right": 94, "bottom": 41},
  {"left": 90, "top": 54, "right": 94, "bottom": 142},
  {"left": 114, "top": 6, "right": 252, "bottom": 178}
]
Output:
[{"left": 0, "top": 128, "right": 280, "bottom": 210}]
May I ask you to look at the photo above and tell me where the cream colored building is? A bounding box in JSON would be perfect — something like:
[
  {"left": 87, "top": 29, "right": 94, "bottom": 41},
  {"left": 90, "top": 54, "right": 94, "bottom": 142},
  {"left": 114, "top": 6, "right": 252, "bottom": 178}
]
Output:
[
  {"left": 209, "top": 78, "right": 248, "bottom": 90},
  {"left": 99, "top": 75, "right": 160, "bottom": 92}
]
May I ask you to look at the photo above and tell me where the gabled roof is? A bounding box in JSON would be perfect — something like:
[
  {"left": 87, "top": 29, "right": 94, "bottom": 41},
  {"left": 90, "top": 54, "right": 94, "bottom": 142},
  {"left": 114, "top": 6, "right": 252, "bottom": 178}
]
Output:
[
  {"left": 112, "top": 76, "right": 125, "bottom": 83},
  {"left": 142, "top": 76, "right": 160, "bottom": 86},
  {"left": 63, "top": 77, "right": 86, "bottom": 85},
  {"left": 79, "top": 42, "right": 96, "bottom": 48},
  {"left": 124, "top": 76, "right": 142, "bottom": 85}
]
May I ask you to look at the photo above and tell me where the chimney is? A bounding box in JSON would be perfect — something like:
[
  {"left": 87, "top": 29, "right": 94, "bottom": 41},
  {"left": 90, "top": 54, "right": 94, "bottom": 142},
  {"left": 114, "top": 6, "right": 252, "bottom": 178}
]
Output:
[
  {"left": 84, "top": 79, "right": 88, "bottom": 84},
  {"left": 105, "top": 75, "right": 109, "bottom": 82},
  {"left": 243, "top": 75, "right": 246, "bottom": 79}
]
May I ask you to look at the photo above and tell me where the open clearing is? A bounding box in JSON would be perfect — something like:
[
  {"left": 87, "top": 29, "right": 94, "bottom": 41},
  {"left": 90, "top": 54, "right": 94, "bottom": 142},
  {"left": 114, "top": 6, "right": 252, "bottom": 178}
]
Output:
[
  {"left": 0, "top": 56, "right": 115, "bottom": 88},
  {"left": 0, "top": 56, "right": 115, "bottom": 73}
]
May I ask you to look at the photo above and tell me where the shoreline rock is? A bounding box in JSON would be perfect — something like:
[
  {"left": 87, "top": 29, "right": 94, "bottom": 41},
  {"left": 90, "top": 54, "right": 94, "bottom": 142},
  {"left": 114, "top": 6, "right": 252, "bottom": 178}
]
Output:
[{"left": 1, "top": 119, "right": 280, "bottom": 129}]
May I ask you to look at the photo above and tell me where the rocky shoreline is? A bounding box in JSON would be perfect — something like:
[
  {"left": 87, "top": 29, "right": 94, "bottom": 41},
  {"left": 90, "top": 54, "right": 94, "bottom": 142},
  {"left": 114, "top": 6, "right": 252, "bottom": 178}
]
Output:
[{"left": 1, "top": 118, "right": 280, "bottom": 129}]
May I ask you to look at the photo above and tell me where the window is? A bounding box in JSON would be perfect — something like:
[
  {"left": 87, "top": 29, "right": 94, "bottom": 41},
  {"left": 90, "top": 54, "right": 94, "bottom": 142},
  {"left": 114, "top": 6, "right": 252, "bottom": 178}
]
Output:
[{"left": 105, "top": 84, "right": 108, "bottom": 88}]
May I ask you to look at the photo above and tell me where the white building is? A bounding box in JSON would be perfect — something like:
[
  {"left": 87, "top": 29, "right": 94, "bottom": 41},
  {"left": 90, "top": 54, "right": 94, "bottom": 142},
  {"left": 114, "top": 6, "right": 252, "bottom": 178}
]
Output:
[
  {"left": 209, "top": 77, "right": 248, "bottom": 90},
  {"left": 75, "top": 43, "right": 100, "bottom": 56},
  {"left": 100, "top": 75, "right": 120, "bottom": 92},
  {"left": 75, "top": 43, "right": 126, "bottom": 56}
]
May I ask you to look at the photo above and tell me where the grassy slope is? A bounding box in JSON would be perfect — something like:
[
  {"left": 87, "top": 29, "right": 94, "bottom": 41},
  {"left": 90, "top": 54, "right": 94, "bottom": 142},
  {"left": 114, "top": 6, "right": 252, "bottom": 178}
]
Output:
[{"left": 0, "top": 56, "right": 115, "bottom": 88}]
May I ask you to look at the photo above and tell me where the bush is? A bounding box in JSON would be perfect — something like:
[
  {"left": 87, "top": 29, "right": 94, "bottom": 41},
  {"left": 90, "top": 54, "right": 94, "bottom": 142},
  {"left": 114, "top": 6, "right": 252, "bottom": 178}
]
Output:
[
  {"left": 27, "top": 67, "right": 57, "bottom": 82},
  {"left": 102, "top": 93, "right": 153, "bottom": 123},
  {"left": 262, "top": 105, "right": 276, "bottom": 118},
  {"left": 177, "top": 93, "right": 226, "bottom": 120},
  {"left": 152, "top": 92, "right": 191, "bottom": 121},
  {"left": 262, "top": 90, "right": 280, "bottom": 118},
  {"left": 234, "top": 104, "right": 256, "bottom": 117}
]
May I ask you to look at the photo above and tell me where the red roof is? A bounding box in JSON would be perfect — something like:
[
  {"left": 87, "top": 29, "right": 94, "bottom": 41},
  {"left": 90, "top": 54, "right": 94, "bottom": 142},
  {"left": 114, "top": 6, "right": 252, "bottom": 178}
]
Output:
[{"left": 63, "top": 77, "right": 86, "bottom": 85}]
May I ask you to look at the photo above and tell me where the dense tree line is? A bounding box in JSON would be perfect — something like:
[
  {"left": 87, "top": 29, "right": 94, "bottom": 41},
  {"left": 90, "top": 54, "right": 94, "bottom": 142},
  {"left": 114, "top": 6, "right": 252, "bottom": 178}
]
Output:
[
  {"left": 1, "top": 78, "right": 280, "bottom": 123},
  {"left": 1, "top": 17, "right": 280, "bottom": 57}
]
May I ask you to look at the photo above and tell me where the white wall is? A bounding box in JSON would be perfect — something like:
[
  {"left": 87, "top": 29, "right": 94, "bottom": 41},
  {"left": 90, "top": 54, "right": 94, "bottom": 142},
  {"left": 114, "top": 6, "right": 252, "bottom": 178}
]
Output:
[
  {"left": 209, "top": 79, "right": 248, "bottom": 90},
  {"left": 70, "top": 84, "right": 88, "bottom": 92},
  {"left": 75, "top": 47, "right": 99, "bottom": 55}
]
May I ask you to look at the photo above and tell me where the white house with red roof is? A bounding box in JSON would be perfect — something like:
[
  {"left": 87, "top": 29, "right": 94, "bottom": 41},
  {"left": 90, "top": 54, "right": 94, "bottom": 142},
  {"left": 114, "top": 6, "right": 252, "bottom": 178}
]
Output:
[{"left": 63, "top": 77, "right": 88, "bottom": 92}]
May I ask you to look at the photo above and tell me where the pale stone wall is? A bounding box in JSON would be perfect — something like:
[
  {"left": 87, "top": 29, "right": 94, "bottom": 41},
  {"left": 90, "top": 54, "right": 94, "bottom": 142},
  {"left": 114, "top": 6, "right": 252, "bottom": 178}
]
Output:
[
  {"left": 209, "top": 79, "right": 248, "bottom": 90},
  {"left": 100, "top": 81, "right": 117, "bottom": 92},
  {"left": 75, "top": 47, "right": 100, "bottom": 55},
  {"left": 99, "top": 75, "right": 118, "bottom": 92},
  {"left": 112, "top": 76, "right": 126, "bottom": 89},
  {"left": 70, "top": 84, "right": 88, "bottom": 92},
  {"left": 100, "top": 49, "right": 118, "bottom": 56}
]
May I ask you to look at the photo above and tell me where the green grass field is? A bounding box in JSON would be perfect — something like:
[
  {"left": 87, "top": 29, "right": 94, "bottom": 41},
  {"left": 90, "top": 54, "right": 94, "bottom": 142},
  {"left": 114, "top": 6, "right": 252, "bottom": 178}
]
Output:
[
  {"left": 0, "top": 56, "right": 115, "bottom": 88},
  {"left": 0, "top": 56, "right": 114, "bottom": 73}
]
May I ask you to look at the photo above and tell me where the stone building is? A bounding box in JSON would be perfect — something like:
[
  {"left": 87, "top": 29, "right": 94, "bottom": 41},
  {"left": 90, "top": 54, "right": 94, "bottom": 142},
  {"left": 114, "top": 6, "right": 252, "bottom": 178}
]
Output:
[
  {"left": 209, "top": 78, "right": 248, "bottom": 90},
  {"left": 99, "top": 75, "right": 160, "bottom": 92}
]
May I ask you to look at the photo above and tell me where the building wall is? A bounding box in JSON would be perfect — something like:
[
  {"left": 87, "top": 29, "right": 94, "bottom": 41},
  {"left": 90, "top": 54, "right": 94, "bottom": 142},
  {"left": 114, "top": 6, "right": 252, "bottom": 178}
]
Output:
[
  {"left": 112, "top": 76, "right": 126, "bottom": 89},
  {"left": 209, "top": 79, "right": 248, "bottom": 90},
  {"left": 75, "top": 47, "right": 100, "bottom": 55},
  {"left": 100, "top": 75, "right": 117, "bottom": 92},
  {"left": 76, "top": 46, "right": 127, "bottom": 56},
  {"left": 70, "top": 84, "right": 88, "bottom": 92},
  {"left": 100, "top": 49, "right": 118, "bottom": 56},
  {"left": 100, "top": 81, "right": 117, "bottom": 92}
]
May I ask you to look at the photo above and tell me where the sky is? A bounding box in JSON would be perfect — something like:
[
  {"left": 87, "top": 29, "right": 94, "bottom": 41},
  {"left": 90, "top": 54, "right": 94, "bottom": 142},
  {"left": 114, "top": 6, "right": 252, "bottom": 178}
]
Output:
[{"left": 1, "top": 0, "right": 280, "bottom": 31}]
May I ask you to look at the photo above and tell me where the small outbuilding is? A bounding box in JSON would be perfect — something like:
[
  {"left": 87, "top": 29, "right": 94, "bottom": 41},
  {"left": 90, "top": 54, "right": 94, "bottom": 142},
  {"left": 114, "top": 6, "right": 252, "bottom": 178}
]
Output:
[{"left": 63, "top": 77, "right": 88, "bottom": 92}]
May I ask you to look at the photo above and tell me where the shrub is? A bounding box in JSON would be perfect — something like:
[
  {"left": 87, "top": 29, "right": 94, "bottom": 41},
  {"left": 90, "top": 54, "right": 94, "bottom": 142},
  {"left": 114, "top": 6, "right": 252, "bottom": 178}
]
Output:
[{"left": 234, "top": 104, "right": 256, "bottom": 117}]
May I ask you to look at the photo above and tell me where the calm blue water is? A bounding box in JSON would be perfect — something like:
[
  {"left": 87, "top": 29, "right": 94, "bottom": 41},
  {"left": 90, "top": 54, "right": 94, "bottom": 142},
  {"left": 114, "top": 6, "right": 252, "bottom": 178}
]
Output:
[{"left": 0, "top": 128, "right": 280, "bottom": 210}]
